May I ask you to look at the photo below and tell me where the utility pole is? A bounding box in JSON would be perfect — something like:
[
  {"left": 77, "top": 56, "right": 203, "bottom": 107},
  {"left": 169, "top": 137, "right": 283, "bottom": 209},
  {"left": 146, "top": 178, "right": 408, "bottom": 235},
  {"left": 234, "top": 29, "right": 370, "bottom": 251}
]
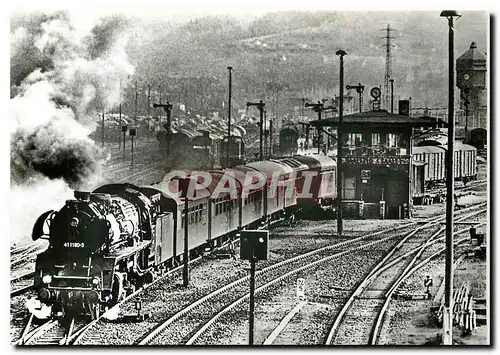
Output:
[
  {"left": 390, "top": 79, "right": 395, "bottom": 114},
  {"left": 183, "top": 196, "right": 189, "bottom": 287},
  {"left": 158, "top": 85, "right": 162, "bottom": 128},
  {"left": 101, "top": 111, "right": 105, "bottom": 147},
  {"left": 381, "top": 24, "right": 395, "bottom": 110},
  {"left": 227, "top": 66, "right": 233, "bottom": 168},
  {"left": 135, "top": 80, "right": 138, "bottom": 139},
  {"left": 263, "top": 109, "right": 267, "bottom": 159},
  {"left": 269, "top": 119, "right": 273, "bottom": 158},
  {"left": 336, "top": 50, "right": 347, "bottom": 238},
  {"left": 346, "top": 83, "right": 365, "bottom": 113},
  {"left": 119, "top": 79, "right": 122, "bottom": 149},
  {"left": 147, "top": 84, "right": 151, "bottom": 141},
  {"left": 247, "top": 100, "right": 266, "bottom": 160},
  {"left": 249, "top": 255, "right": 256, "bottom": 345},
  {"left": 305, "top": 101, "right": 324, "bottom": 154},
  {"left": 440, "top": 10, "right": 460, "bottom": 346}
]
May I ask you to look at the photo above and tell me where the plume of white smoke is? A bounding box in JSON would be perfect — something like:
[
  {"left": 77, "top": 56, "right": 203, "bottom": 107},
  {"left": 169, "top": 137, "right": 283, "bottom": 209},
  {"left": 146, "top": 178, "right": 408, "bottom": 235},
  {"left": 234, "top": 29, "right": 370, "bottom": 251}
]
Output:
[{"left": 10, "top": 11, "right": 135, "bottom": 244}]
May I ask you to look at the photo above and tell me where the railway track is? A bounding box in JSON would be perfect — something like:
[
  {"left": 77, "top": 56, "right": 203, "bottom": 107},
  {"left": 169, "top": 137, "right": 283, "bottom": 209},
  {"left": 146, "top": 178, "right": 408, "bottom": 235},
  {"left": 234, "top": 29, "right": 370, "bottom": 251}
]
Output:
[
  {"left": 135, "top": 204, "right": 485, "bottom": 345},
  {"left": 324, "top": 207, "right": 486, "bottom": 345},
  {"left": 17, "top": 317, "right": 92, "bottom": 346},
  {"left": 11, "top": 272, "right": 35, "bottom": 297},
  {"left": 11, "top": 241, "right": 46, "bottom": 269},
  {"left": 70, "top": 234, "right": 258, "bottom": 345},
  {"left": 14, "top": 202, "right": 486, "bottom": 346},
  {"left": 74, "top": 215, "right": 418, "bottom": 345}
]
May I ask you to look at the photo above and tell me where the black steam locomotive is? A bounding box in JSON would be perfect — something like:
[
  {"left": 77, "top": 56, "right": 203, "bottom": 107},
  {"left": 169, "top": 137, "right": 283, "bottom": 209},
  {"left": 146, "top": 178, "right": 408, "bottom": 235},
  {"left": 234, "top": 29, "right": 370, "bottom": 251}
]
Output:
[{"left": 32, "top": 185, "right": 160, "bottom": 318}]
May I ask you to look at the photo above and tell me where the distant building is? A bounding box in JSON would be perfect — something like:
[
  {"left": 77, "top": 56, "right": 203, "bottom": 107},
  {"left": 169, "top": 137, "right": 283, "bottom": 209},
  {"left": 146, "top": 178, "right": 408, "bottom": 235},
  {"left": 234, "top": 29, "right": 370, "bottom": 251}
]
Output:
[{"left": 456, "top": 41, "right": 487, "bottom": 143}]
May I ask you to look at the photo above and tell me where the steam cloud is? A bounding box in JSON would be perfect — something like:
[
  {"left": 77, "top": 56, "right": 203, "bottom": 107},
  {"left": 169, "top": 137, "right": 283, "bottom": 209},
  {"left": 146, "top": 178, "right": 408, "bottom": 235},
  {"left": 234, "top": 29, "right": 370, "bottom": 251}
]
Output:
[
  {"left": 10, "top": 11, "right": 134, "bottom": 243},
  {"left": 10, "top": 11, "right": 134, "bottom": 187}
]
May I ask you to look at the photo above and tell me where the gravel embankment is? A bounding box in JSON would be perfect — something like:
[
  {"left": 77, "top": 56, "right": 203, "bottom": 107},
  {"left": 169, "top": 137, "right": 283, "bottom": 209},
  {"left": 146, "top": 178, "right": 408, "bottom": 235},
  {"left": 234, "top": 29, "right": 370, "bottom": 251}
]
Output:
[
  {"left": 193, "top": 241, "right": 401, "bottom": 345},
  {"left": 77, "top": 220, "right": 411, "bottom": 345}
]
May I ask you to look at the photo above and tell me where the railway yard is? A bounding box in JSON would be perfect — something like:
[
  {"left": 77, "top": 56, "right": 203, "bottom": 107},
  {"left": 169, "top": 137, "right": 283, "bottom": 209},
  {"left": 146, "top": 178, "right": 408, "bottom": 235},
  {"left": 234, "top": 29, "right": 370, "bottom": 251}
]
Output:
[
  {"left": 9, "top": 9, "right": 489, "bottom": 347},
  {"left": 10, "top": 151, "right": 488, "bottom": 346}
]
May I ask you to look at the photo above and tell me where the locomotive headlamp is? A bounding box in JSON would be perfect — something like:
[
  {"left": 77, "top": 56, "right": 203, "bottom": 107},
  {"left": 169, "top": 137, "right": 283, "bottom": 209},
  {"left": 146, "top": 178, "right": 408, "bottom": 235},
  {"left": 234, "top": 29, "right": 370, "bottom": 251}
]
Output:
[
  {"left": 92, "top": 277, "right": 100, "bottom": 286},
  {"left": 70, "top": 217, "right": 79, "bottom": 227},
  {"left": 42, "top": 275, "right": 52, "bottom": 284}
]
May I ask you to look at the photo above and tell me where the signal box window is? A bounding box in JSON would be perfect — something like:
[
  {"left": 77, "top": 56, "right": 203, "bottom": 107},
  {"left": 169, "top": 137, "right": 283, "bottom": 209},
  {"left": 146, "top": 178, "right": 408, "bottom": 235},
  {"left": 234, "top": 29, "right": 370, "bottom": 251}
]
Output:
[{"left": 386, "top": 133, "right": 400, "bottom": 148}]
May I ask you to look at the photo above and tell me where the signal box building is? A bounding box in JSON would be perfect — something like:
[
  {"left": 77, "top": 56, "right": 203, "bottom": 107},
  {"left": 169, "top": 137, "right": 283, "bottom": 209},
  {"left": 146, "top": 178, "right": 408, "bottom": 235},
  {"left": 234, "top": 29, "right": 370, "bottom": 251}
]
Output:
[{"left": 310, "top": 110, "right": 435, "bottom": 219}]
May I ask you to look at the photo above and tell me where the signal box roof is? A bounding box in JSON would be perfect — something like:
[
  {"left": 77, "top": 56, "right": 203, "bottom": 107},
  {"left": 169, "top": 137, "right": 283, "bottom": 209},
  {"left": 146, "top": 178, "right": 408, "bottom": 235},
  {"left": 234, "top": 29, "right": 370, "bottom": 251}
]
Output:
[{"left": 308, "top": 110, "right": 437, "bottom": 128}]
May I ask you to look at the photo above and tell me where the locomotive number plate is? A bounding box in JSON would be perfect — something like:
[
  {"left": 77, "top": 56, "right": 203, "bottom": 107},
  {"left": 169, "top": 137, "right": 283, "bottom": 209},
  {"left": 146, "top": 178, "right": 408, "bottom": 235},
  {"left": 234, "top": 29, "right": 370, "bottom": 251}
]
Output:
[{"left": 64, "top": 242, "right": 85, "bottom": 248}]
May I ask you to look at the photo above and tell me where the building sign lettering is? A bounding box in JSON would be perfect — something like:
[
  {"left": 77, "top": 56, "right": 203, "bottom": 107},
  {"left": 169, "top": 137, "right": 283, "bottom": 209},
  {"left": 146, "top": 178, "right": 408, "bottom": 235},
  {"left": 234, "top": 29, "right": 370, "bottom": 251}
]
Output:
[{"left": 342, "top": 156, "right": 410, "bottom": 165}]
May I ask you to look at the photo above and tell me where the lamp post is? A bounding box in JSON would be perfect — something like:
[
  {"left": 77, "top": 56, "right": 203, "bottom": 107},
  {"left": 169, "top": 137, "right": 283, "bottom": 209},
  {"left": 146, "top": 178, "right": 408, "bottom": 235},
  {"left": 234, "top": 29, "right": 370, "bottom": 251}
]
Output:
[
  {"left": 440, "top": 10, "right": 460, "bottom": 346},
  {"left": 336, "top": 50, "right": 346, "bottom": 238},
  {"left": 227, "top": 66, "right": 233, "bottom": 167}
]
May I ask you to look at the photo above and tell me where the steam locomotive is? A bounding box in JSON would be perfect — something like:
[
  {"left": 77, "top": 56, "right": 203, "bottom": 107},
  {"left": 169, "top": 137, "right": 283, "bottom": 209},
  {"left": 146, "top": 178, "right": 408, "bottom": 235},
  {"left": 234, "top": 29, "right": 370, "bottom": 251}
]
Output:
[{"left": 31, "top": 155, "right": 337, "bottom": 319}]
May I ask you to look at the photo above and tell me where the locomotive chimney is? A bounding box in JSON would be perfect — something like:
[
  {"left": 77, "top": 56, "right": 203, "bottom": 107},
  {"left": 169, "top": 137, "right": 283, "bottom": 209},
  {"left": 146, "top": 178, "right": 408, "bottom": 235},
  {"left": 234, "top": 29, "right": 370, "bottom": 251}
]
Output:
[{"left": 74, "top": 191, "right": 91, "bottom": 201}]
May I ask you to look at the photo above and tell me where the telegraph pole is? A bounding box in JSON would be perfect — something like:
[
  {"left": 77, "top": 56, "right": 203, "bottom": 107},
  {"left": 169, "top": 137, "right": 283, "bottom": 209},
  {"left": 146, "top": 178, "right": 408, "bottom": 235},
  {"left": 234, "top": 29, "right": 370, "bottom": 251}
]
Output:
[
  {"left": 227, "top": 66, "right": 233, "bottom": 167},
  {"left": 158, "top": 85, "right": 162, "bottom": 128},
  {"left": 336, "top": 50, "right": 347, "bottom": 238},
  {"left": 119, "top": 79, "right": 122, "bottom": 149},
  {"left": 183, "top": 196, "right": 189, "bottom": 287},
  {"left": 269, "top": 119, "right": 273, "bottom": 158},
  {"left": 440, "top": 10, "right": 460, "bottom": 346},
  {"left": 247, "top": 100, "right": 266, "bottom": 160},
  {"left": 147, "top": 84, "right": 151, "bottom": 141},
  {"left": 135, "top": 80, "right": 138, "bottom": 138},
  {"left": 101, "top": 112, "right": 105, "bottom": 147}
]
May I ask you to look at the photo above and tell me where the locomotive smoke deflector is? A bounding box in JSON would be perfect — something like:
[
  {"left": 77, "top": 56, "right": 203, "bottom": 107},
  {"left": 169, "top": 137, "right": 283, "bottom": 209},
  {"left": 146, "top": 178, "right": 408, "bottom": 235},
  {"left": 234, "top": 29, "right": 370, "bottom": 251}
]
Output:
[{"left": 32, "top": 210, "right": 55, "bottom": 241}]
